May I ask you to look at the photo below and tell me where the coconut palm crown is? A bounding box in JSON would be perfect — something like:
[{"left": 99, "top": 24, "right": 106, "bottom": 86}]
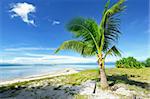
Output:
[{"left": 55, "top": 0, "right": 126, "bottom": 89}]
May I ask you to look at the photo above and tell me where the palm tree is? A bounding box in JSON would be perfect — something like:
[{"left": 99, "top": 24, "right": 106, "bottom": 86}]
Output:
[{"left": 55, "top": 0, "right": 126, "bottom": 89}]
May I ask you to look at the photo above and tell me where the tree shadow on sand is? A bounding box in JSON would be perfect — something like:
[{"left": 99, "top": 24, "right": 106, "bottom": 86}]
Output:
[
  {"left": 0, "top": 75, "right": 150, "bottom": 99},
  {"left": 107, "top": 74, "right": 150, "bottom": 90},
  {"left": 0, "top": 84, "right": 77, "bottom": 99}
]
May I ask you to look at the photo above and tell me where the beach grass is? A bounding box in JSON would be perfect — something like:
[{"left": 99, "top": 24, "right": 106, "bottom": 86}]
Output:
[
  {"left": 59, "top": 68, "right": 150, "bottom": 87},
  {"left": 0, "top": 68, "right": 150, "bottom": 98}
]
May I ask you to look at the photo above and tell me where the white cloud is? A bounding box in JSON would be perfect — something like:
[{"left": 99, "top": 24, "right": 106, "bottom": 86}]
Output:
[
  {"left": 52, "top": 20, "right": 60, "bottom": 25},
  {"left": 0, "top": 51, "right": 121, "bottom": 64},
  {"left": 1, "top": 46, "right": 122, "bottom": 64},
  {"left": 1, "top": 46, "right": 149, "bottom": 64},
  {"left": 9, "top": 2, "right": 36, "bottom": 26},
  {"left": 4, "top": 47, "right": 56, "bottom": 51},
  {"left": 47, "top": 18, "right": 61, "bottom": 25},
  {"left": 0, "top": 54, "right": 97, "bottom": 64}
]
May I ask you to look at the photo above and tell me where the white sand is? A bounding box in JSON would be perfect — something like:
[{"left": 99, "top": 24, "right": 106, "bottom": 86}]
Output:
[
  {"left": 0, "top": 68, "right": 79, "bottom": 86},
  {"left": 1, "top": 79, "right": 147, "bottom": 99},
  {"left": 0, "top": 69, "right": 149, "bottom": 99}
]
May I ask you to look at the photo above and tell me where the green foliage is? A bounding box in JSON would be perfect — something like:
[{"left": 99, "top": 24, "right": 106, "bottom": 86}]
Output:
[
  {"left": 144, "top": 58, "right": 150, "bottom": 67},
  {"left": 115, "top": 57, "right": 145, "bottom": 69},
  {"left": 55, "top": 40, "right": 96, "bottom": 56},
  {"left": 55, "top": 0, "right": 126, "bottom": 59},
  {"left": 55, "top": 18, "right": 99, "bottom": 56},
  {"left": 99, "top": 0, "right": 125, "bottom": 52},
  {"left": 66, "top": 17, "right": 100, "bottom": 43},
  {"left": 104, "top": 46, "right": 121, "bottom": 59},
  {"left": 1, "top": 68, "right": 150, "bottom": 94},
  {"left": 142, "top": 58, "right": 150, "bottom": 67},
  {"left": 74, "top": 94, "right": 89, "bottom": 99}
]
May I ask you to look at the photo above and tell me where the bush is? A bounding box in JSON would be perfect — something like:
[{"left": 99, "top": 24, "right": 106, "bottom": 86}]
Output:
[
  {"left": 144, "top": 58, "right": 150, "bottom": 67},
  {"left": 115, "top": 57, "right": 145, "bottom": 69}
]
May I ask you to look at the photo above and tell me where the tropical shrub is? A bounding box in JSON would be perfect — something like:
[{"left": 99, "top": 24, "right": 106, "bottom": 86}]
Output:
[
  {"left": 144, "top": 58, "right": 150, "bottom": 67},
  {"left": 116, "top": 57, "right": 145, "bottom": 68}
]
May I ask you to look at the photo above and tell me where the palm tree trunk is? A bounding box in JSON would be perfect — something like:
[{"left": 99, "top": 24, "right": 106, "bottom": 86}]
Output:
[{"left": 98, "top": 57, "right": 109, "bottom": 90}]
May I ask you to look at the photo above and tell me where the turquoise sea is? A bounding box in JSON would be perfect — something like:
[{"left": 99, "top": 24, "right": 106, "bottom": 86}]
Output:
[{"left": 0, "top": 63, "right": 114, "bottom": 82}]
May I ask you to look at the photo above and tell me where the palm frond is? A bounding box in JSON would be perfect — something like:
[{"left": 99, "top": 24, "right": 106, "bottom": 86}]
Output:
[
  {"left": 102, "top": 0, "right": 110, "bottom": 15},
  {"left": 102, "top": 0, "right": 125, "bottom": 51},
  {"left": 106, "top": 0, "right": 126, "bottom": 17},
  {"left": 55, "top": 40, "right": 84, "bottom": 53},
  {"left": 66, "top": 17, "right": 100, "bottom": 51},
  {"left": 103, "top": 45, "right": 121, "bottom": 59},
  {"left": 55, "top": 0, "right": 125, "bottom": 57},
  {"left": 99, "top": 0, "right": 125, "bottom": 51},
  {"left": 103, "top": 17, "right": 121, "bottom": 51},
  {"left": 81, "top": 45, "right": 97, "bottom": 57},
  {"left": 55, "top": 40, "right": 96, "bottom": 57}
]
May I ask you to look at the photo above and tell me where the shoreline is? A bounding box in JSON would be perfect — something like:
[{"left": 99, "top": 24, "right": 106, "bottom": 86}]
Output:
[
  {"left": 0, "top": 68, "right": 149, "bottom": 99},
  {"left": 0, "top": 68, "right": 79, "bottom": 86}
]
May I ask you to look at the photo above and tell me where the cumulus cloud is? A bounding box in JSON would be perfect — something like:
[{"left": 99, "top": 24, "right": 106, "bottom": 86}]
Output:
[{"left": 9, "top": 2, "right": 36, "bottom": 26}]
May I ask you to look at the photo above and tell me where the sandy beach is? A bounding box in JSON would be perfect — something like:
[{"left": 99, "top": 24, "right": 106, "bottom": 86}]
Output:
[
  {"left": 0, "top": 68, "right": 79, "bottom": 86},
  {"left": 0, "top": 68, "right": 149, "bottom": 99}
]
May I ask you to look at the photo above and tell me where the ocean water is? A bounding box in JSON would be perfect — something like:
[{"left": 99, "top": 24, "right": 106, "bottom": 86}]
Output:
[{"left": 0, "top": 63, "right": 114, "bottom": 82}]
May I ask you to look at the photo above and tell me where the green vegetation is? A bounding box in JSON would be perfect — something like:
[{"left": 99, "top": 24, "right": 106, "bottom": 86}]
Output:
[
  {"left": 74, "top": 94, "right": 88, "bottom": 99},
  {"left": 55, "top": 0, "right": 126, "bottom": 89},
  {"left": 116, "top": 57, "right": 150, "bottom": 68},
  {"left": 143, "top": 58, "right": 150, "bottom": 67},
  {"left": 116, "top": 57, "right": 145, "bottom": 68},
  {"left": 0, "top": 68, "right": 150, "bottom": 95}
]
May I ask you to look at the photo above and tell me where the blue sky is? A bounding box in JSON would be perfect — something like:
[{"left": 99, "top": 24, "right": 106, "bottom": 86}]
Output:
[{"left": 0, "top": 0, "right": 149, "bottom": 64}]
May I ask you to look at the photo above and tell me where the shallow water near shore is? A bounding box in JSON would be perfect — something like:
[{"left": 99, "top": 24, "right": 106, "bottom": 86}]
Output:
[{"left": 0, "top": 63, "right": 114, "bottom": 82}]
